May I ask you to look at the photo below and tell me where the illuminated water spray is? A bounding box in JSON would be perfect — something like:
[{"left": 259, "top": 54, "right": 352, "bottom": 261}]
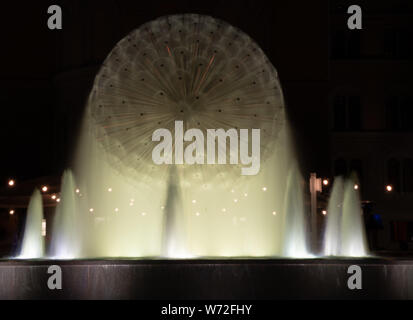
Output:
[
  {"left": 323, "top": 176, "right": 369, "bottom": 257},
  {"left": 75, "top": 13, "right": 291, "bottom": 258},
  {"left": 19, "top": 189, "right": 44, "bottom": 259},
  {"left": 17, "top": 14, "right": 368, "bottom": 259}
]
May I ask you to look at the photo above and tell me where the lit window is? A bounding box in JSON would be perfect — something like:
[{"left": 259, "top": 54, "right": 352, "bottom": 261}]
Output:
[{"left": 42, "top": 219, "right": 46, "bottom": 237}]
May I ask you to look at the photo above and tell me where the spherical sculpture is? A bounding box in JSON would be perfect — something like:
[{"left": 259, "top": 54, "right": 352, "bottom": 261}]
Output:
[{"left": 87, "top": 14, "right": 285, "bottom": 183}]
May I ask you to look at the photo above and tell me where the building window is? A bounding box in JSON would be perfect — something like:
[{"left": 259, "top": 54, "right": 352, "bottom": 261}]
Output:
[
  {"left": 331, "top": 31, "right": 346, "bottom": 59},
  {"left": 383, "top": 29, "right": 413, "bottom": 59},
  {"left": 334, "top": 158, "right": 347, "bottom": 176},
  {"left": 386, "top": 96, "right": 413, "bottom": 131},
  {"left": 42, "top": 219, "right": 47, "bottom": 237},
  {"left": 333, "top": 95, "right": 362, "bottom": 131},
  {"left": 386, "top": 96, "right": 401, "bottom": 130},
  {"left": 350, "top": 159, "right": 363, "bottom": 182},
  {"left": 331, "top": 30, "right": 361, "bottom": 59},
  {"left": 330, "top": 0, "right": 351, "bottom": 13},
  {"left": 401, "top": 98, "right": 413, "bottom": 131},
  {"left": 403, "top": 159, "right": 413, "bottom": 193},
  {"left": 348, "top": 96, "right": 361, "bottom": 130},
  {"left": 334, "top": 96, "right": 346, "bottom": 130},
  {"left": 387, "top": 158, "right": 401, "bottom": 192}
]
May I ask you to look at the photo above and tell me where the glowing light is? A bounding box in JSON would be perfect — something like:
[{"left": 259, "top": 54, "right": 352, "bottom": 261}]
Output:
[
  {"left": 114, "top": 208, "right": 119, "bottom": 212},
  {"left": 386, "top": 185, "right": 393, "bottom": 192},
  {"left": 42, "top": 219, "right": 46, "bottom": 237},
  {"left": 161, "top": 206, "right": 165, "bottom": 210},
  {"left": 89, "top": 208, "right": 94, "bottom": 213},
  {"left": 272, "top": 211, "right": 277, "bottom": 216},
  {"left": 192, "top": 199, "right": 196, "bottom": 204},
  {"left": 129, "top": 202, "right": 134, "bottom": 206},
  {"left": 108, "top": 188, "right": 112, "bottom": 192},
  {"left": 322, "top": 210, "right": 327, "bottom": 215},
  {"left": 222, "top": 208, "right": 226, "bottom": 212},
  {"left": 354, "top": 184, "right": 359, "bottom": 190},
  {"left": 56, "top": 198, "right": 61, "bottom": 203},
  {"left": 322, "top": 179, "right": 329, "bottom": 186},
  {"left": 75, "top": 189, "right": 80, "bottom": 193},
  {"left": 8, "top": 179, "right": 15, "bottom": 187},
  {"left": 51, "top": 194, "right": 57, "bottom": 200},
  {"left": 41, "top": 186, "right": 48, "bottom": 192},
  {"left": 9, "top": 210, "right": 14, "bottom": 215},
  {"left": 195, "top": 212, "right": 200, "bottom": 216},
  {"left": 244, "top": 193, "right": 248, "bottom": 197},
  {"left": 262, "top": 187, "right": 267, "bottom": 191},
  {"left": 141, "top": 212, "right": 147, "bottom": 216}
]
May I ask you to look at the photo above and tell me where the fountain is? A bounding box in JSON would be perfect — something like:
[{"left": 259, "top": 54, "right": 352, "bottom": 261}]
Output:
[
  {"left": 282, "top": 163, "right": 310, "bottom": 257},
  {"left": 323, "top": 176, "right": 344, "bottom": 256},
  {"left": 341, "top": 178, "right": 369, "bottom": 256},
  {"left": 1, "top": 13, "right": 401, "bottom": 301},
  {"left": 14, "top": 14, "right": 368, "bottom": 259},
  {"left": 323, "top": 176, "right": 369, "bottom": 257},
  {"left": 47, "top": 13, "right": 303, "bottom": 259},
  {"left": 19, "top": 189, "right": 44, "bottom": 259},
  {"left": 50, "top": 170, "right": 81, "bottom": 259}
]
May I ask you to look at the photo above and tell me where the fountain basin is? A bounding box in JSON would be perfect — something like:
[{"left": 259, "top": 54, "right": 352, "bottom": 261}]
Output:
[{"left": 0, "top": 258, "right": 412, "bottom": 299}]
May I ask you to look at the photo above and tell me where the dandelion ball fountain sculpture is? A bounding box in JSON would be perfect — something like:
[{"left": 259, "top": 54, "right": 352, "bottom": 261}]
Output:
[
  {"left": 44, "top": 13, "right": 317, "bottom": 260},
  {"left": 68, "top": 14, "right": 298, "bottom": 258},
  {"left": 88, "top": 14, "right": 285, "bottom": 183}
]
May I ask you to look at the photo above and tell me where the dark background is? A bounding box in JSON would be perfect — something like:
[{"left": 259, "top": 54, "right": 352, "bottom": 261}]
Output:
[{"left": 0, "top": 0, "right": 331, "bottom": 182}]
